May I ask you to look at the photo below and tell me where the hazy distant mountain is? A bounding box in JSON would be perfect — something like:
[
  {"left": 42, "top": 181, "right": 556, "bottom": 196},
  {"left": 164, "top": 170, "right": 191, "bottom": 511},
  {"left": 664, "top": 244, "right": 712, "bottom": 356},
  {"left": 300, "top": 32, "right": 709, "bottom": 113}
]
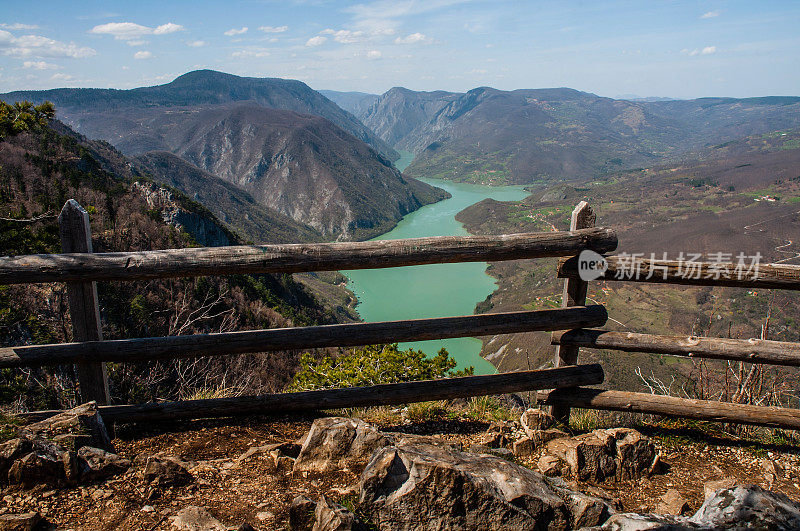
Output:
[
  {"left": 360, "top": 85, "right": 800, "bottom": 184},
  {"left": 319, "top": 90, "right": 378, "bottom": 117},
  {"left": 1, "top": 70, "right": 398, "bottom": 162},
  {"left": 357, "top": 87, "right": 461, "bottom": 148},
  {"left": 132, "top": 151, "right": 323, "bottom": 244},
  {"left": 615, "top": 94, "right": 677, "bottom": 102},
  {"left": 123, "top": 103, "right": 447, "bottom": 239}
]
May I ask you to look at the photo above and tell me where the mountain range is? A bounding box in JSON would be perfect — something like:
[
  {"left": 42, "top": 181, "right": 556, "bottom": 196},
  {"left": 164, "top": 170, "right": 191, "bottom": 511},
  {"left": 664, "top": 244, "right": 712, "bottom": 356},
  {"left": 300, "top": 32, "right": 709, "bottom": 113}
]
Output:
[
  {"left": 1, "top": 71, "right": 448, "bottom": 241},
  {"left": 344, "top": 86, "right": 800, "bottom": 184}
]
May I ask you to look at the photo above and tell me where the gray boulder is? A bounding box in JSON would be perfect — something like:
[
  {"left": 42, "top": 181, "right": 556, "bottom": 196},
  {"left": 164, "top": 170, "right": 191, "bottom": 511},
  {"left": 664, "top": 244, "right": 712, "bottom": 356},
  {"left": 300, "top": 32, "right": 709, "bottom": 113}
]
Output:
[
  {"left": 294, "top": 417, "right": 390, "bottom": 474},
  {"left": 22, "top": 402, "right": 112, "bottom": 452},
  {"left": 359, "top": 441, "right": 612, "bottom": 530},
  {"left": 78, "top": 446, "right": 131, "bottom": 482},
  {"left": 690, "top": 484, "right": 800, "bottom": 530},
  {"left": 587, "top": 485, "right": 800, "bottom": 530}
]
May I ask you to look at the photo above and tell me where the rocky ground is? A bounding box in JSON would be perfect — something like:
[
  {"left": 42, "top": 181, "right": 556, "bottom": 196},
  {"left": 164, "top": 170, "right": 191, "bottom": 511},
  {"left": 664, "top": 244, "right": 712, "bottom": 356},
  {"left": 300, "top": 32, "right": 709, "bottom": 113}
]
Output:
[{"left": 1, "top": 403, "right": 799, "bottom": 530}]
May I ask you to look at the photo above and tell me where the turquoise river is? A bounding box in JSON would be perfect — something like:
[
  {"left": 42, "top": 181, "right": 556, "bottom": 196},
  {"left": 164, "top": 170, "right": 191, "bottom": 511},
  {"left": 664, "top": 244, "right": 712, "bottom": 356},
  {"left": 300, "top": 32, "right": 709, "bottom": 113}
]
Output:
[{"left": 343, "top": 152, "right": 529, "bottom": 374}]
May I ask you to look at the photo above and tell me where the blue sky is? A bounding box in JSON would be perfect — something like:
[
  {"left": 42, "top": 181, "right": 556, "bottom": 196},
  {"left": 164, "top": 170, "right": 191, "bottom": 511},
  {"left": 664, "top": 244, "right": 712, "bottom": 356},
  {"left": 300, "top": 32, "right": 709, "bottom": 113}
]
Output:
[{"left": 0, "top": 0, "right": 798, "bottom": 98}]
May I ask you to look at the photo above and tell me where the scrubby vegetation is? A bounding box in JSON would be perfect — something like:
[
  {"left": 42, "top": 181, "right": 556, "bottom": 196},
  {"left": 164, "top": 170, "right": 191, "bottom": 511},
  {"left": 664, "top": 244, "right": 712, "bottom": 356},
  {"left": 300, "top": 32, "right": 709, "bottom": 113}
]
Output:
[
  {"left": 289, "top": 344, "right": 473, "bottom": 391},
  {"left": 0, "top": 110, "right": 341, "bottom": 412}
]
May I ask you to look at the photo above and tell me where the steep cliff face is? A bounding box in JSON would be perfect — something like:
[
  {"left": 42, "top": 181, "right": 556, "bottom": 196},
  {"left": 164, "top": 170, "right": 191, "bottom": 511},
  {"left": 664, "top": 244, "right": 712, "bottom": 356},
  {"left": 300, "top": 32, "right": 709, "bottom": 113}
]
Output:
[
  {"left": 132, "top": 181, "right": 234, "bottom": 247},
  {"left": 357, "top": 87, "right": 460, "bottom": 149},
  {"left": 129, "top": 104, "right": 448, "bottom": 239},
  {"left": 132, "top": 151, "right": 323, "bottom": 244}
]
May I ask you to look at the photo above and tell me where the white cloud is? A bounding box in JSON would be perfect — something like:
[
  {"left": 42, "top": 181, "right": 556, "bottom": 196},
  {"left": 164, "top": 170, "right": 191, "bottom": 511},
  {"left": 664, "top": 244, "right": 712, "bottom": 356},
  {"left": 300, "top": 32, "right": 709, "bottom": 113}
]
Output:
[
  {"left": 231, "top": 48, "right": 270, "bottom": 58},
  {"left": 469, "top": 68, "right": 487, "bottom": 74},
  {"left": 0, "top": 23, "right": 39, "bottom": 30},
  {"left": 51, "top": 72, "right": 74, "bottom": 81},
  {"left": 701, "top": 11, "right": 720, "bottom": 19},
  {"left": 681, "top": 45, "right": 717, "bottom": 56},
  {"left": 224, "top": 27, "right": 248, "bottom": 36},
  {"left": 321, "top": 28, "right": 366, "bottom": 44},
  {"left": 22, "top": 60, "right": 59, "bottom": 70},
  {"left": 133, "top": 50, "right": 153, "bottom": 59},
  {"left": 306, "top": 35, "right": 327, "bottom": 47},
  {"left": 259, "top": 25, "right": 288, "bottom": 33},
  {"left": 89, "top": 22, "right": 184, "bottom": 40},
  {"left": 366, "top": 50, "right": 382, "bottom": 59},
  {"left": 0, "top": 30, "right": 96, "bottom": 58},
  {"left": 187, "top": 40, "right": 206, "bottom": 47},
  {"left": 125, "top": 39, "right": 147, "bottom": 47},
  {"left": 394, "top": 32, "right": 432, "bottom": 44},
  {"left": 153, "top": 23, "right": 183, "bottom": 35}
]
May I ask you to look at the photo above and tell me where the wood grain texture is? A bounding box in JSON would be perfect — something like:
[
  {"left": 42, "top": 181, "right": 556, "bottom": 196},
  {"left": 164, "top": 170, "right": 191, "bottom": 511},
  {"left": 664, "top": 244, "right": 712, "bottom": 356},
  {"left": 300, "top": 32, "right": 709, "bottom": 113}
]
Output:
[
  {"left": 1, "top": 228, "right": 617, "bottom": 285},
  {"left": 25, "top": 364, "right": 604, "bottom": 423},
  {"left": 538, "top": 387, "right": 800, "bottom": 430},
  {"left": 58, "top": 200, "right": 110, "bottom": 405},
  {"left": 559, "top": 255, "right": 800, "bottom": 290},
  {"left": 553, "top": 329, "right": 800, "bottom": 366},
  {"left": 0, "top": 306, "right": 607, "bottom": 368},
  {"left": 552, "top": 202, "right": 594, "bottom": 422}
]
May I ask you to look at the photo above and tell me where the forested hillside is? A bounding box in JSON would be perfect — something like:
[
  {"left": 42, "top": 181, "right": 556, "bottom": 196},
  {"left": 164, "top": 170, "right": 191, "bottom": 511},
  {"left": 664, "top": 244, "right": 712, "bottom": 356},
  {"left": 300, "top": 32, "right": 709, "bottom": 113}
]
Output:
[{"left": 0, "top": 119, "right": 342, "bottom": 411}]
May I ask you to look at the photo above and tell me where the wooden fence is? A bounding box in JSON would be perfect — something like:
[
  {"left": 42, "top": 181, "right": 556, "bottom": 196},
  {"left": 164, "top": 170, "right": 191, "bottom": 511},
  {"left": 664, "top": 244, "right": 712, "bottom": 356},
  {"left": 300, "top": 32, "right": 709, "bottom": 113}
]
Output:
[
  {"left": 7, "top": 199, "right": 800, "bottom": 431},
  {"left": 545, "top": 201, "right": 800, "bottom": 430},
  {"left": 6, "top": 200, "right": 614, "bottom": 420}
]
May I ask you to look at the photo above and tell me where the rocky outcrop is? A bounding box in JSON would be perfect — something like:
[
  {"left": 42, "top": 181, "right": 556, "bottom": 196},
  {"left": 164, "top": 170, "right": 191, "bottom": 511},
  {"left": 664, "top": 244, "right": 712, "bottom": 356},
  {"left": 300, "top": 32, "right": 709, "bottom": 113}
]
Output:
[
  {"left": 22, "top": 402, "right": 112, "bottom": 452},
  {"left": 588, "top": 485, "right": 800, "bottom": 530},
  {"left": 294, "top": 418, "right": 391, "bottom": 474},
  {"left": 133, "top": 181, "right": 234, "bottom": 247},
  {"left": 543, "top": 428, "right": 657, "bottom": 482},
  {"left": 359, "top": 441, "right": 614, "bottom": 530},
  {"left": 1, "top": 403, "right": 129, "bottom": 488}
]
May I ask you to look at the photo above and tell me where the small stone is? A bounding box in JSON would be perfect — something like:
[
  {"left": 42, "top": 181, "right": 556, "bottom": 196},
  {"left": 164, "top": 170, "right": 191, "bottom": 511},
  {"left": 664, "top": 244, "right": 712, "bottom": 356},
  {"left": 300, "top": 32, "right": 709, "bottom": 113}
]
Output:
[
  {"left": 538, "top": 454, "right": 562, "bottom": 477},
  {"left": 704, "top": 477, "right": 737, "bottom": 500},
  {"left": 512, "top": 437, "right": 534, "bottom": 457},
  {"left": 142, "top": 505, "right": 154, "bottom": 513},
  {"left": 313, "top": 496, "right": 359, "bottom": 531},
  {"left": 143, "top": 456, "right": 193, "bottom": 487},
  {"left": 760, "top": 458, "right": 784, "bottom": 482},
  {"left": 289, "top": 496, "right": 315, "bottom": 530},
  {"left": 520, "top": 408, "right": 556, "bottom": 438},
  {"left": 0, "top": 512, "right": 42, "bottom": 531},
  {"left": 170, "top": 506, "right": 225, "bottom": 531},
  {"left": 657, "top": 489, "right": 689, "bottom": 515}
]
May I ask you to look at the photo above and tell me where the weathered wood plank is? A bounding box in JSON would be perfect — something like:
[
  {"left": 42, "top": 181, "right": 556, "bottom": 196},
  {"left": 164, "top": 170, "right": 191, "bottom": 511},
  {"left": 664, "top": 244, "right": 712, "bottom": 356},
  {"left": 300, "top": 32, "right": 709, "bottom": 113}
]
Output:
[
  {"left": 0, "top": 306, "right": 607, "bottom": 368},
  {"left": 553, "top": 329, "right": 800, "bottom": 366},
  {"left": 0, "top": 228, "right": 617, "bottom": 285},
  {"left": 58, "top": 200, "right": 110, "bottom": 405},
  {"left": 538, "top": 387, "right": 800, "bottom": 430},
  {"left": 25, "top": 364, "right": 604, "bottom": 423},
  {"left": 559, "top": 255, "right": 800, "bottom": 290},
  {"left": 552, "top": 202, "right": 595, "bottom": 422}
]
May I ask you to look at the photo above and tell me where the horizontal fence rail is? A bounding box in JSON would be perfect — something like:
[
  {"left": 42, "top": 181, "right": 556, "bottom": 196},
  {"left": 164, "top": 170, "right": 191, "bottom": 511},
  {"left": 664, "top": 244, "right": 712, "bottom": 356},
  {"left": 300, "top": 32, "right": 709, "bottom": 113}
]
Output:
[
  {"left": 538, "top": 387, "right": 800, "bottom": 430},
  {"left": 558, "top": 255, "right": 800, "bottom": 290},
  {"left": 0, "top": 306, "right": 608, "bottom": 368},
  {"left": 0, "top": 229, "right": 617, "bottom": 285},
  {"left": 25, "top": 364, "right": 604, "bottom": 423},
  {"left": 553, "top": 329, "right": 800, "bottom": 366}
]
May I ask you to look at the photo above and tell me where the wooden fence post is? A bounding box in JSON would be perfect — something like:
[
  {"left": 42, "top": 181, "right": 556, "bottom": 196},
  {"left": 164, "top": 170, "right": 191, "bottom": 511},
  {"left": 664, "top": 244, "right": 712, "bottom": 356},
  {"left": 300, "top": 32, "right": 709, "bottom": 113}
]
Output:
[
  {"left": 551, "top": 201, "right": 595, "bottom": 423},
  {"left": 58, "top": 200, "right": 110, "bottom": 405}
]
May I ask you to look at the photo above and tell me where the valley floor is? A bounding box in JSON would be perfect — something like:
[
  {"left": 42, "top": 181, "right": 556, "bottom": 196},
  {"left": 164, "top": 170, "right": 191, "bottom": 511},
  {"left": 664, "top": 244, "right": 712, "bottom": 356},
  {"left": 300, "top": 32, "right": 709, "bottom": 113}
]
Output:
[{"left": 3, "top": 411, "right": 798, "bottom": 530}]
